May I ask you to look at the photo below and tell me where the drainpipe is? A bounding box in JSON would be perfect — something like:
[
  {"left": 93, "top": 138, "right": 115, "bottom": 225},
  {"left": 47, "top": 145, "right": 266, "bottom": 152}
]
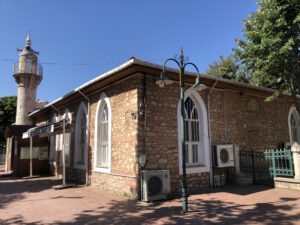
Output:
[
  {"left": 207, "top": 79, "right": 218, "bottom": 187},
  {"left": 62, "top": 118, "right": 66, "bottom": 186},
  {"left": 224, "top": 90, "right": 228, "bottom": 143},
  {"left": 29, "top": 136, "right": 33, "bottom": 177},
  {"left": 142, "top": 74, "right": 147, "bottom": 168},
  {"left": 50, "top": 104, "right": 60, "bottom": 177},
  {"left": 78, "top": 90, "right": 91, "bottom": 186}
]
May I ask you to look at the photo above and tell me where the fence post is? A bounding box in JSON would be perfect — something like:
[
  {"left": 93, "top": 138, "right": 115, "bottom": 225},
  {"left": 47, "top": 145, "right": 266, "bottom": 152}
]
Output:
[
  {"left": 251, "top": 149, "right": 256, "bottom": 184},
  {"left": 234, "top": 145, "right": 241, "bottom": 175},
  {"left": 271, "top": 150, "right": 276, "bottom": 177},
  {"left": 291, "top": 143, "right": 300, "bottom": 180}
]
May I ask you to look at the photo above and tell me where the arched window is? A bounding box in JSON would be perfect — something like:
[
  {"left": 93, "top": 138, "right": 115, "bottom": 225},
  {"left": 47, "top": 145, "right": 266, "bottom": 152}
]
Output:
[
  {"left": 49, "top": 113, "right": 57, "bottom": 161},
  {"left": 63, "top": 109, "right": 72, "bottom": 167},
  {"left": 178, "top": 89, "right": 210, "bottom": 174},
  {"left": 94, "top": 93, "right": 111, "bottom": 173},
  {"left": 75, "top": 102, "right": 88, "bottom": 168},
  {"left": 288, "top": 107, "right": 300, "bottom": 143},
  {"left": 184, "top": 97, "right": 202, "bottom": 165}
]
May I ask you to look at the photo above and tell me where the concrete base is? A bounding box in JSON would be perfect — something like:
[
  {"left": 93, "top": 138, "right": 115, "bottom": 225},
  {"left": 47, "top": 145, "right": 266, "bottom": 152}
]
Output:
[
  {"left": 274, "top": 177, "right": 300, "bottom": 191},
  {"left": 53, "top": 184, "right": 76, "bottom": 190},
  {"left": 23, "top": 175, "right": 40, "bottom": 179},
  {"left": 0, "top": 171, "right": 13, "bottom": 177}
]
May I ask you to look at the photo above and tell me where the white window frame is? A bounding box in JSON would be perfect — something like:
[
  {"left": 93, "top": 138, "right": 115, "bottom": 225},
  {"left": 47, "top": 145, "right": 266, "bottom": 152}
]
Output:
[
  {"left": 177, "top": 88, "right": 210, "bottom": 174},
  {"left": 288, "top": 106, "right": 300, "bottom": 144},
  {"left": 63, "top": 108, "right": 72, "bottom": 167},
  {"left": 94, "top": 93, "right": 112, "bottom": 173},
  {"left": 74, "top": 102, "right": 88, "bottom": 169}
]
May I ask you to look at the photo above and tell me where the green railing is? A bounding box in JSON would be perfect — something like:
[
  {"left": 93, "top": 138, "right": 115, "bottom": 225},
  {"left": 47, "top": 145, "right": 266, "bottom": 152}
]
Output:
[{"left": 264, "top": 149, "right": 294, "bottom": 178}]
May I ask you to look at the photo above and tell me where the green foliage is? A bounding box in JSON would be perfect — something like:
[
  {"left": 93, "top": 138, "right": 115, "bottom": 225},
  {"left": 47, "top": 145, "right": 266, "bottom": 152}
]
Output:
[
  {"left": 206, "top": 55, "right": 249, "bottom": 83},
  {"left": 235, "top": 0, "right": 300, "bottom": 101},
  {"left": 0, "top": 96, "right": 17, "bottom": 154}
]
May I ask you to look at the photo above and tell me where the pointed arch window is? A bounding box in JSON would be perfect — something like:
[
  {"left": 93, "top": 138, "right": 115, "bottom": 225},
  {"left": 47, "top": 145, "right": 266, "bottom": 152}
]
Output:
[
  {"left": 289, "top": 107, "right": 300, "bottom": 143},
  {"left": 177, "top": 89, "right": 210, "bottom": 174},
  {"left": 184, "top": 97, "right": 202, "bottom": 165},
  {"left": 94, "top": 93, "right": 111, "bottom": 173},
  {"left": 75, "top": 103, "right": 88, "bottom": 168}
]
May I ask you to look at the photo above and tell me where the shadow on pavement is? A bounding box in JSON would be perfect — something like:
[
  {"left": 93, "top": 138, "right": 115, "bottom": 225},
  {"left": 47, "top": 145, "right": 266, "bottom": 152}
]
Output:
[
  {"left": 198, "top": 184, "right": 273, "bottom": 196},
  {"left": 0, "top": 176, "right": 61, "bottom": 210},
  {"left": 49, "top": 196, "right": 300, "bottom": 225},
  {"left": 0, "top": 178, "right": 299, "bottom": 225}
]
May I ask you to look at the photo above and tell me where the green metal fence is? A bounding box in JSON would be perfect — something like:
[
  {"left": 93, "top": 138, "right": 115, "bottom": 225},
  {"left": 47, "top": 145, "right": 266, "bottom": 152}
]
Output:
[{"left": 264, "top": 149, "right": 294, "bottom": 178}]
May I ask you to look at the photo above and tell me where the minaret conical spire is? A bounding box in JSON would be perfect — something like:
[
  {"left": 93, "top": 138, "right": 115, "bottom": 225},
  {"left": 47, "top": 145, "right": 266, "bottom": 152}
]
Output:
[{"left": 26, "top": 33, "right": 31, "bottom": 48}]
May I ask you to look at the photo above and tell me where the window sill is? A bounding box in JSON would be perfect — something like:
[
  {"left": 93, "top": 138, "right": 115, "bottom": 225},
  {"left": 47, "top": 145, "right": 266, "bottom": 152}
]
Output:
[
  {"left": 94, "top": 166, "right": 110, "bottom": 173},
  {"left": 180, "top": 165, "right": 210, "bottom": 175},
  {"left": 186, "top": 163, "right": 204, "bottom": 168}
]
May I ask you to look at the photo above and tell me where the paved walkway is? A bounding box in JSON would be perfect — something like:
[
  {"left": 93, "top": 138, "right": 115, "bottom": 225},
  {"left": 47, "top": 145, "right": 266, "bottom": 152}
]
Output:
[{"left": 0, "top": 177, "right": 300, "bottom": 224}]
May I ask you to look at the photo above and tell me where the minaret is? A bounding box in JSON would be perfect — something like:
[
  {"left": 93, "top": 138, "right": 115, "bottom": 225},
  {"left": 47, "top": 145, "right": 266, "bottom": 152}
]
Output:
[{"left": 13, "top": 34, "right": 43, "bottom": 125}]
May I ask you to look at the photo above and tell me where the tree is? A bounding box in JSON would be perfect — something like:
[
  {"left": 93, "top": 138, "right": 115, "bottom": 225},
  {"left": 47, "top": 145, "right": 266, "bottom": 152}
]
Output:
[
  {"left": 0, "top": 96, "right": 17, "bottom": 154},
  {"left": 206, "top": 55, "right": 249, "bottom": 83},
  {"left": 235, "top": 0, "right": 300, "bottom": 101}
]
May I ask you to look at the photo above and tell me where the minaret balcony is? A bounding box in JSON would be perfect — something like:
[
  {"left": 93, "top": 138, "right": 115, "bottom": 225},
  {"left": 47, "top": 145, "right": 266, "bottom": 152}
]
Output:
[{"left": 13, "top": 62, "right": 43, "bottom": 77}]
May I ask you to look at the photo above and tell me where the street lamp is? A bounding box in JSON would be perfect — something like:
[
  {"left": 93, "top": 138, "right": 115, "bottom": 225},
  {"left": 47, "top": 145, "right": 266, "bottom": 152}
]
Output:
[{"left": 156, "top": 48, "right": 205, "bottom": 213}]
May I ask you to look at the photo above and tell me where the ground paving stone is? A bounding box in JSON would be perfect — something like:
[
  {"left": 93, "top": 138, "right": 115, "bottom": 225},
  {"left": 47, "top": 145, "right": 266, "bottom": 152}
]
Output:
[{"left": 0, "top": 177, "right": 300, "bottom": 224}]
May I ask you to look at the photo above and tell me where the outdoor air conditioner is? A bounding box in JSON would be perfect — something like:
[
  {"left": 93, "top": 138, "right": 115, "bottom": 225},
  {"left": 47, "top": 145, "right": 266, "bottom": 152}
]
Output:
[
  {"left": 141, "top": 170, "right": 170, "bottom": 202},
  {"left": 213, "top": 144, "right": 235, "bottom": 167}
]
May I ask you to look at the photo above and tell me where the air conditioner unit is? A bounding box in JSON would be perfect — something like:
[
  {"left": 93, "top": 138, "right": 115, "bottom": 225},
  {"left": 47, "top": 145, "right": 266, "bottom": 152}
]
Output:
[
  {"left": 141, "top": 170, "right": 170, "bottom": 202},
  {"left": 213, "top": 144, "right": 235, "bottom": 167}
]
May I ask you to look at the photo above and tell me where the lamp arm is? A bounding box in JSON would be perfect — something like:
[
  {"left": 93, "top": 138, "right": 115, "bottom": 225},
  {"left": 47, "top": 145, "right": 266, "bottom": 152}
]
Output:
[
  {"left": 162, "top": 58, "right": 181, "bottom": 73},
  {"left": 183, "top": 62, "right": 201, "bottom": 77}
]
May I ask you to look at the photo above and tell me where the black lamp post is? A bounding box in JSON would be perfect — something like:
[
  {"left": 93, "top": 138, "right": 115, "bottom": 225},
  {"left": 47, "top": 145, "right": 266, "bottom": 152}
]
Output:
[{"left": 156, "top": 48, "right": 205, "bottom": 213}]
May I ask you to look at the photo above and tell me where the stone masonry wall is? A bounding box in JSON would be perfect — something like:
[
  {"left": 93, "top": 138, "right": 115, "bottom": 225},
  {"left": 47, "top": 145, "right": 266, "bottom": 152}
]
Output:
[
  {"left": 45, "top": 75, "right": 142, "bottom": 197},
  {"left": 142, "top": 76, "right": 209, "bottom": 195},
  {"left": 143, "top": 75, "right": 293, "bottom": 195},
  {"left": 209, "top": 89, "right": 290, "bottom": 149},
  {"left": 40, "top": 72, "right": 294, "bottom": 198},
  {"left": 89, "top": 76, "right": 141, "bottom": 198}
]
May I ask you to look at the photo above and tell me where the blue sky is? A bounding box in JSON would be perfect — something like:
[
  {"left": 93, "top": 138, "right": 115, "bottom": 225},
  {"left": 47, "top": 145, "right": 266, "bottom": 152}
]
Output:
[{"left": 0, "top": 0, "right": 257, "bottom": 102}]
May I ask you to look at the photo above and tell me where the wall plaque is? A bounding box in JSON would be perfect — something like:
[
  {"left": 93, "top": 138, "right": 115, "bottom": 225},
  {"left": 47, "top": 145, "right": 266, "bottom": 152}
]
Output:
[{"left": 246, "top": 98, "right": 260, "bottom": 112}]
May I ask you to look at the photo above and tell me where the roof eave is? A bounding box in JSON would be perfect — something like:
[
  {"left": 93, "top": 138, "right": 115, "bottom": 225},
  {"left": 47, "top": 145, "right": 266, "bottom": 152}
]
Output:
[{"left": 29, "top": 57, "right": 292, "bottom": 118}]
